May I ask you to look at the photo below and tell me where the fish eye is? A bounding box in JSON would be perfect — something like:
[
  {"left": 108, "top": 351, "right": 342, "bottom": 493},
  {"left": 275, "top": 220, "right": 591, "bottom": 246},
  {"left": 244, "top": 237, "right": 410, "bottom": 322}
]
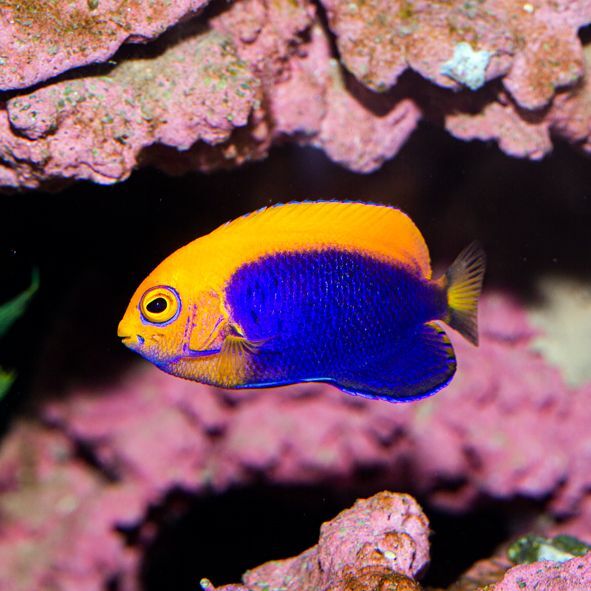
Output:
[
  {"left": 146, "top": 297, "right": 167, "bottom": 314},
  {"left": 140, "top": 286, "right": 181, "bottom": 325}
]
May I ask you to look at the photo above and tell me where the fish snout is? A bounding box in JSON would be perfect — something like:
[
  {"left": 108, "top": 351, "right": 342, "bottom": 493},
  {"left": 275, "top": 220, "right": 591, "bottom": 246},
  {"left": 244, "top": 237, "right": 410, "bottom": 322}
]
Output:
[
  {"left": 118, "top": 333, "right": 145, "bottom": 349},
  {"left": 117, "top": 319, "right": 144, "bottom": 348}
]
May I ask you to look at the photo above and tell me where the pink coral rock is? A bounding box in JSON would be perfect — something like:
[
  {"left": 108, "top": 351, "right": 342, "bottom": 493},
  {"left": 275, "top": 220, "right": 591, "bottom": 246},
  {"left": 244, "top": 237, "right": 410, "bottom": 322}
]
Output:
[
  {"left": 0, "top": 0, "right": 210, "bottom": 91},
  {"left": 491, "top": 552, "right": 591, "bottom": 591},
  {"left": 1, "top": 0, "right": 591, "bottom": 187},
  {"left": 445, "top": 91, "right": 553, "bottom": 160},
  {"left": 435, "top": 26, "right": 591, "bottom": 161},
  {"left": 0, "top": 24, "right": 262, "bottom": 187},
  {"left": 440, "top": 552, "right": 591, "bottom": 591},
  {"left": 0, "top": 0, "right": 424, "bottom": 186},
  {"left": 318, "top": 0, "right": 589, "bottom": 104},
  {"left": 0, "top": 422, "right": 141, "bottom": 591},
  {"left": 236, "top": 492, "right": 428, "bottom": 591},
  {"left": 445, "top": 43, "right": 591, "bottom": 161},
  {"left": 269, "top": 23, "right": 421, "bottom": 173}
]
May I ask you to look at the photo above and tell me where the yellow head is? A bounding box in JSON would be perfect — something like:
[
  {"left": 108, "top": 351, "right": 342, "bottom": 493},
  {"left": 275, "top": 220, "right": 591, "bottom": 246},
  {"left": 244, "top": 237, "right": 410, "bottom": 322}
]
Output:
[{"left": 117, "top": 243, "right": 229, "bottom": 377}]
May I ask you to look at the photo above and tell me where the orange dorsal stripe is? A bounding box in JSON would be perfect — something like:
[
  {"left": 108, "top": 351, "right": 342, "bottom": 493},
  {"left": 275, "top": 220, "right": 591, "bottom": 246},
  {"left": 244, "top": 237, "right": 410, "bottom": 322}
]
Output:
[
  {"left": 154, "top": 201, "right": 433, "bottom": 293},
  {"left": 207, "top": 201, "right": 431, "bottom": 278}
]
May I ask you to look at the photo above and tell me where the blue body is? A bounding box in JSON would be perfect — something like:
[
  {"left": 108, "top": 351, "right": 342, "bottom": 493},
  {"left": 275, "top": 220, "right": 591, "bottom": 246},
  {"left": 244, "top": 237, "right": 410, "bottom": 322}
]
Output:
[{"left": 224, "top": 248, "right": 455, "bottom": 401}]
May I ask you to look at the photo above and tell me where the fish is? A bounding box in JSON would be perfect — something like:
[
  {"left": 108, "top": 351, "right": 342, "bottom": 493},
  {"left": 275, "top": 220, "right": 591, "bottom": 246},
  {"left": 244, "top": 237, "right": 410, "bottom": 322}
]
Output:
[{"left": 117, "top": 201, "right": 485, "bottom": 402}]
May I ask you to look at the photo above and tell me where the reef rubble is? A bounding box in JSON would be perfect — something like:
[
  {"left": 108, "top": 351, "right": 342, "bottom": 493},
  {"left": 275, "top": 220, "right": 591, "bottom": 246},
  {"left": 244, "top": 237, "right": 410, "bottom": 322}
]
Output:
[{"left": 2, "top": 0, "right": 591, "bottom": 188}]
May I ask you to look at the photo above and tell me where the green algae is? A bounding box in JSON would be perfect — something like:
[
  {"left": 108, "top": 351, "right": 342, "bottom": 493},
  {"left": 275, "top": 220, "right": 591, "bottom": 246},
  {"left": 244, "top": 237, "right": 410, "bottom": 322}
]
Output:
[
  {"left": 0, "top": 269, "right": 39, "bottom": 401},
  {"left": 508, "top": 534, "right": 591, "bottom": 565},
  {"left": 0, "top": 368, "right": 15, "bottom": 402},
  {"left": 0, "top": 269, "right": 39, "bottom": 339}
]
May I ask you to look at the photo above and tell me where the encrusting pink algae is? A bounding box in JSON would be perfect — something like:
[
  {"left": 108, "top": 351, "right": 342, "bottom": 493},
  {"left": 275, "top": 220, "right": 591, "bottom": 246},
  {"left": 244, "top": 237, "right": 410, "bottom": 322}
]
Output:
[{"left": 2, "top": 0, "right": 591, "bottom": 188}]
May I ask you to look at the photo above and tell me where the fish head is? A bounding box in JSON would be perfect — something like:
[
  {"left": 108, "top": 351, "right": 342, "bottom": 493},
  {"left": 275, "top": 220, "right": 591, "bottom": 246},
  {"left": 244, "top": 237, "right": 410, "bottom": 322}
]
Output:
[
  {"left": 117, "top": 254, "right": 195, "bottom": 366},
  {"left": 118, "top": 248, "right": 227, "bottom": 371}
]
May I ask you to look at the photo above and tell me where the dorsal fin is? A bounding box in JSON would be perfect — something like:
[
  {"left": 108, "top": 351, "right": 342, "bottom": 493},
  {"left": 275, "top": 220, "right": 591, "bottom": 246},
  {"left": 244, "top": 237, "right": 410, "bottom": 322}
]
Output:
[{"left": 208, "top": 201, "right": 431, "bottom": 277}]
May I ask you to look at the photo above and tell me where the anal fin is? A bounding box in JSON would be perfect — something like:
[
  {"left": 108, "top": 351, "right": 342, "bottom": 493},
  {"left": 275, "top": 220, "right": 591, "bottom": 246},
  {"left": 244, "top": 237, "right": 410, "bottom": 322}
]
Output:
[{"left": 334, "top": 323, "right": 457, "bottom": 402}]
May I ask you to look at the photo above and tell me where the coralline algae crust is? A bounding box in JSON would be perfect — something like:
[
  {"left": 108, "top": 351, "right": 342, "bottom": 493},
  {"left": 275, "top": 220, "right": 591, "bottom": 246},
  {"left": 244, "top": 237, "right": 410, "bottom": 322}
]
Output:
[
  {"left": 1, "top": 25, "right": 262, "bottom": 186},
  {"left": 492, "top": 553, "right": 591, "bottom": 591},
  {"left": 0, "top": 0, "right": 211, "bottom": 91},
  {"left": 1, "top": 0, "right": 591, "bottom": 189}
]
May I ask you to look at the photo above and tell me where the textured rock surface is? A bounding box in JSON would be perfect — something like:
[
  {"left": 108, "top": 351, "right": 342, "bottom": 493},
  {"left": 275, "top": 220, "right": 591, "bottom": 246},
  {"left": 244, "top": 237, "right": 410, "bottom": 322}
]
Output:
[
  {"left": 490, "top": 552, "right": 591, "bottom": 591},
  {"left": 236, "top": 492, "right": 429, "bottom": 591},
  {"left": 1, "top": 293, "right": 591, "bottom": 589},
  {"left": 0, "top": 24, "right": 263, "bottom": 187},
  {"left": 319, "top": 0, "right": 588, "bottom": 101},
  {"left": 0, "top": 0, "right": 210, "bottom": 91},
  {"left": 445, "top": 41, "right": 591, "bottom": 160},
  {"left": 2, "top": 0, "right": 591, "bottom": 188},
  {"left": 438, "top": 552, "right": 591, "bottom": 591},
  {"left": 0, "top": 422, "right": 141, "bottom": 591}
]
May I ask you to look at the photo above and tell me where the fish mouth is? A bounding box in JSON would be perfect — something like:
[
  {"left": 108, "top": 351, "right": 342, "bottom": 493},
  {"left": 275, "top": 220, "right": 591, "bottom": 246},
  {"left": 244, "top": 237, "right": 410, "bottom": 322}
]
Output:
[{"left": 119, "top": 334, "right": 144, "bottom": 347}]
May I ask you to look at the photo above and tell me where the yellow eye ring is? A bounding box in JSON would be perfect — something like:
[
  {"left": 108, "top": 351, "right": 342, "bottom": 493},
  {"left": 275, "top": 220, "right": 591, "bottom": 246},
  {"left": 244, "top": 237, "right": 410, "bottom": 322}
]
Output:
[{"left": 139, "top": 286, "right": 181, "bottom": 325}]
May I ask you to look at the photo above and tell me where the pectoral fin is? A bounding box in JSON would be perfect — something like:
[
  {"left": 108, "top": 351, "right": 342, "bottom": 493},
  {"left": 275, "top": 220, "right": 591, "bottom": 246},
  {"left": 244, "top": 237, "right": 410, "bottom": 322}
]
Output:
[{"left": 217, "top": 333, "right": 266, "bottom": 382}]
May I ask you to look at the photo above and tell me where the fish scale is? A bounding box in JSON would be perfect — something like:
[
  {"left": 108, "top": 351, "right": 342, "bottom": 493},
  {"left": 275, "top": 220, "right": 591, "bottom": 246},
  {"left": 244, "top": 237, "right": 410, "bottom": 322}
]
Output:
[{"left": 224, "top": 249, "right": 446, "bottom": 395}]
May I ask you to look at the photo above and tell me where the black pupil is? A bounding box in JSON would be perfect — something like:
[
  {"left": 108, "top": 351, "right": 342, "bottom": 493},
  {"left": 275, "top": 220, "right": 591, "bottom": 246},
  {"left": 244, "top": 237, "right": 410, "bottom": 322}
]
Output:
[{"left": 147, "top": 297, "right": 167, "bottom": 314}]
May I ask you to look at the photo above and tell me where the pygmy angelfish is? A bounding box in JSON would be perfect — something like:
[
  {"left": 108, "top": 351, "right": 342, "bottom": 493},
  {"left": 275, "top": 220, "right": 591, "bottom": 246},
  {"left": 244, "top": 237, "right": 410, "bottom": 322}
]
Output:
[{"left": 118, "top": 201, "right": 485, "bottom": 402}]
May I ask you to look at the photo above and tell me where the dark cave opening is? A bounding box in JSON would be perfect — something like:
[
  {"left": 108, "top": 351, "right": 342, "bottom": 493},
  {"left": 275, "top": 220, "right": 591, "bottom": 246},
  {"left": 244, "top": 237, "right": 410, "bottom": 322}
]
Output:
[
  {"left": 137, "top": 484, "right": 542, "bottom": 591},
  {"left": 423, "top": 497, "right": 544, "bottom": 587},
  {"left": 139, "top": 486, "right": 351, "bottom": 590}
]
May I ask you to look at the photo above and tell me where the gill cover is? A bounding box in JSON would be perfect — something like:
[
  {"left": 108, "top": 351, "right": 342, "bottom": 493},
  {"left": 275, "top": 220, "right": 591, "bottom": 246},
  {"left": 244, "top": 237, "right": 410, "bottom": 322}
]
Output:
[{"left": 187, "top": 290, "right": 229, "bottom": 353}]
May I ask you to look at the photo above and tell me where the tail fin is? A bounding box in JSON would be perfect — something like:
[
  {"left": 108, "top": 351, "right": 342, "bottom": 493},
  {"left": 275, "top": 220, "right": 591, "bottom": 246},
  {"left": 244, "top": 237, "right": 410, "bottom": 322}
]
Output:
[{"left": 444, "top": 242, "right": 486, "bottom": 346}]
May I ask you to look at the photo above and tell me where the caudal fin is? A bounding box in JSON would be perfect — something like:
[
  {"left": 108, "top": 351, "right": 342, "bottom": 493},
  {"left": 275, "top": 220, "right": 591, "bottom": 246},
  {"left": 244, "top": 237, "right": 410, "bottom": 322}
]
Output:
[{"left": 445, "top": 242, "right": 486, "bottom": 346}]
